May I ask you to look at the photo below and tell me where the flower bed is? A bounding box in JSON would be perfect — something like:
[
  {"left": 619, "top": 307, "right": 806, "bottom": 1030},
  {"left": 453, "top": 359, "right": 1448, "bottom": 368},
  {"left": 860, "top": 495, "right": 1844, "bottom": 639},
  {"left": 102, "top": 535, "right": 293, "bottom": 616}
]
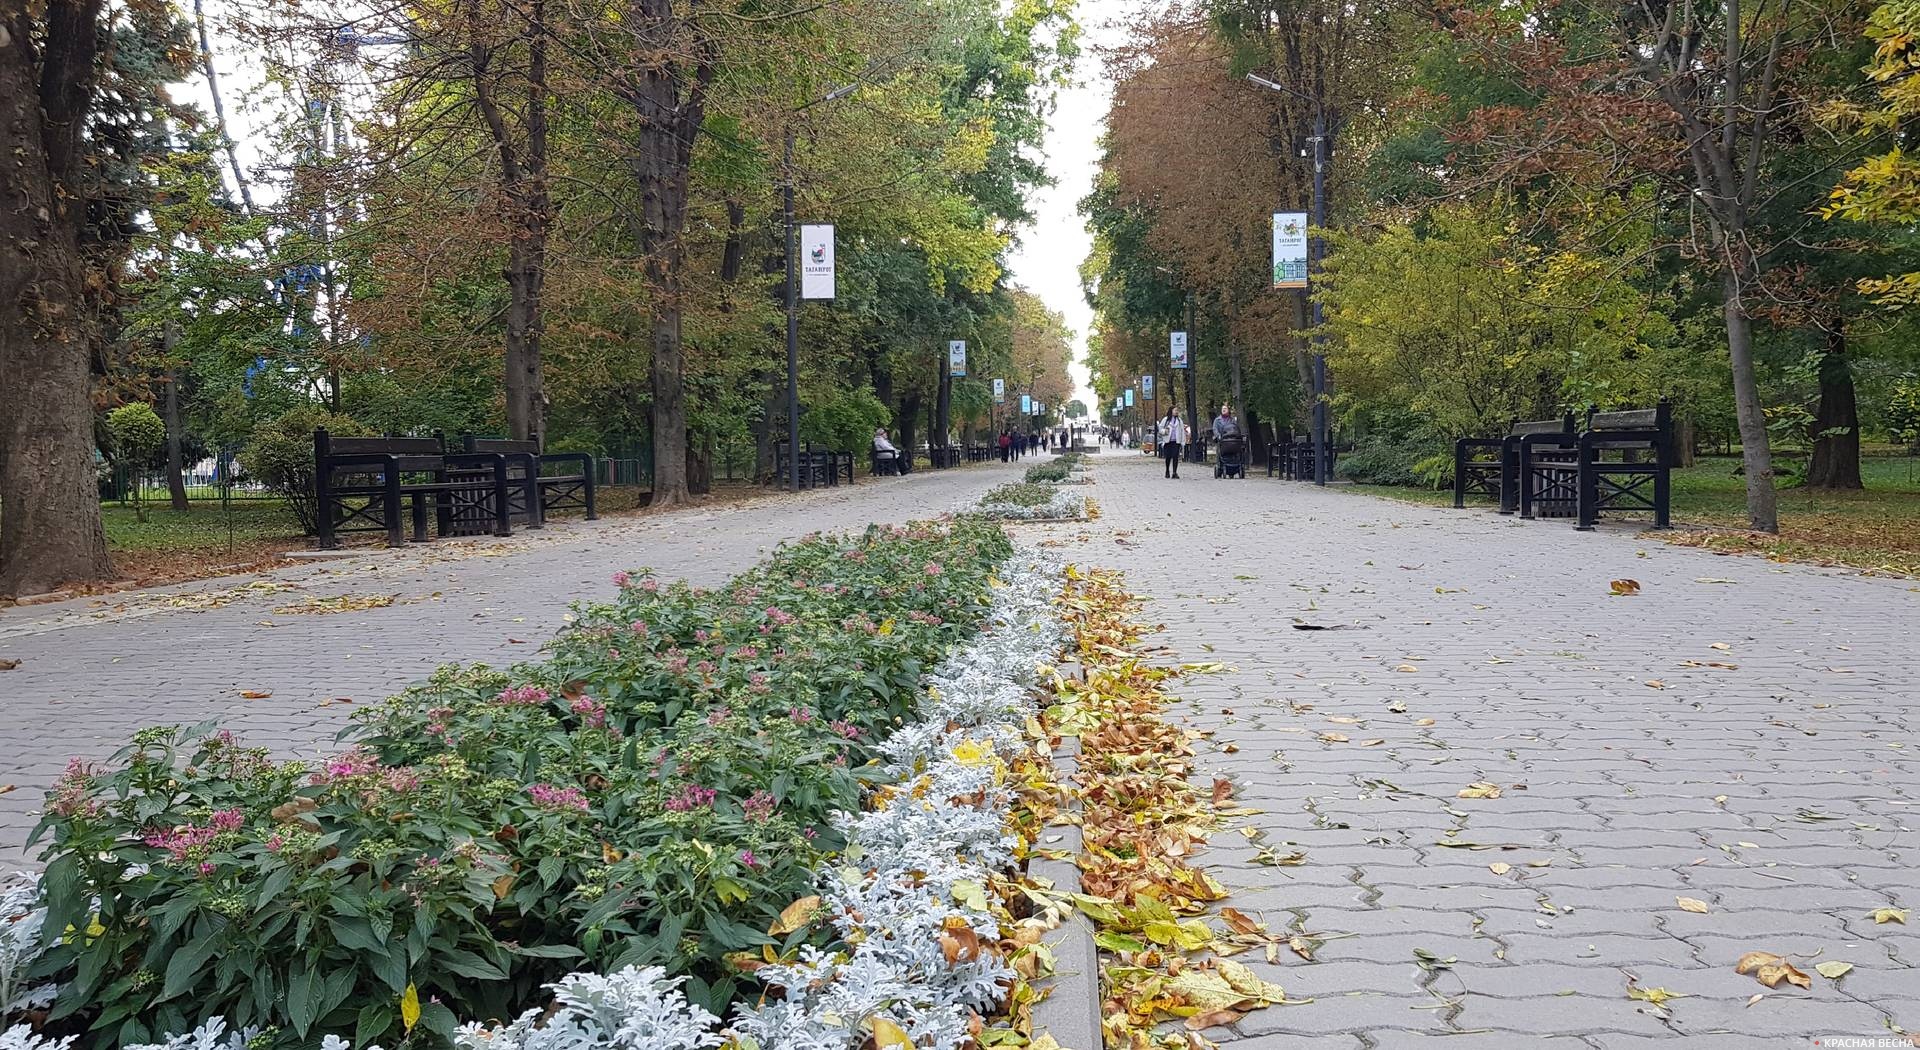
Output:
[
  {"left": 975, "top": 483, "right": 1086, "bottom": 522},
  {"left": 7, "top": 520, "right": 1059, "bottom": 1049}
]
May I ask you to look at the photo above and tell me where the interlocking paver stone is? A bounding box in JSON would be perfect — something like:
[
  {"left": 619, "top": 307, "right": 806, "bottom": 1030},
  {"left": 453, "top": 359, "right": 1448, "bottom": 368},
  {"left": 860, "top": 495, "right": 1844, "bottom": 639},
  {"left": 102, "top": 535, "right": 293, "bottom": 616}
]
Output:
[
  {"left": 0, "top": 463, "right": 1024, "bottom": 870},
  {"left": 1020, "top": 455, "right": 1917, "bottom": 1046}
]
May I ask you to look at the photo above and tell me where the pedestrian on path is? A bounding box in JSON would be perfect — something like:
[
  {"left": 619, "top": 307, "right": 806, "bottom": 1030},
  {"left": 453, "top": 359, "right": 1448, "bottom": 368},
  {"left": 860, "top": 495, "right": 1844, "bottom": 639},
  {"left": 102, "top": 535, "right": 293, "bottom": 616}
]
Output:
[
  {"left": 998, "top": 430, "right": 1011, "bottom": 462},
  {"left": 1160, "top": 408, "right": 1187, "bottom": 478}
]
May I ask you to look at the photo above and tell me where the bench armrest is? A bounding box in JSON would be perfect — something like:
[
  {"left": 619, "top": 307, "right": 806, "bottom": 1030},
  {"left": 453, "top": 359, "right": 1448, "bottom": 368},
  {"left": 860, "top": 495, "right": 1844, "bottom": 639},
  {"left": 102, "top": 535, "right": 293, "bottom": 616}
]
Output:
[
  {"left": 1455, "top": 437, "right": 1504, "bottom": 450},
  {"left": 537, "top": 451, "right": 593, "bottom": 475}
]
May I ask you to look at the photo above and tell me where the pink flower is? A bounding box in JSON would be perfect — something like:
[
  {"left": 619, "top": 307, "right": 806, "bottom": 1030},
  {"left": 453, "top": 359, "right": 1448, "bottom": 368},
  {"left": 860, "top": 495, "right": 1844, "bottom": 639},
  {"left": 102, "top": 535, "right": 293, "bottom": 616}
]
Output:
[
  {"left": 314, "top": 748, "right": 379, "bottom": 784},
  {"left": 612, "top": 571, "right": 632, "bottom": 588},
  {"left": 665, "top": 784, "right": 718, "bottom": 812},
  {"left": 48, "top": 758, "right": 101, "bottom": 819},
  {"left": 804, "top": 827, "right": 818, "bottom": 840},
  {"left": 706, "top": 705, "right": 732, "bottom": 727},
  {"left": 570, "top": 696, "right": 609, "bottom": 729},
  {"left": 788, "top": 706, "right": 815, "bottom": 725},
  {"left": 738, "top": 849, "right": 759, "bottom": 868},
  {"left": 763, "top": 606, "right": 797, "bottom": 627},
  {"left": 528, "top": 783, "right": 591, "bottom": 813},
  {"left": 924, "top": 562, "right": 943, "bottom": 576},
  {"left": 830, "top": 720, "right": 860, "bottom": 741},
  {"left": 495, "top": 685, "right": 550, "bottom": 706},
  {"left": 629, "top": 620, "right": 649, "bottom": 637},
  {"left": 743, "top": 790, "right": 777, "bottom": 822},
  {"left": 267, "top": 834, "right": 285, "bottom": 851},
  {"left": 198, "top": 861, "right": 215, "bottom": 875},
  {"left": 209, "top": 809, "right": 244, "bottom": 832},
  {"left": 640, "top": 578, "right": 659, "bottom": 593}
]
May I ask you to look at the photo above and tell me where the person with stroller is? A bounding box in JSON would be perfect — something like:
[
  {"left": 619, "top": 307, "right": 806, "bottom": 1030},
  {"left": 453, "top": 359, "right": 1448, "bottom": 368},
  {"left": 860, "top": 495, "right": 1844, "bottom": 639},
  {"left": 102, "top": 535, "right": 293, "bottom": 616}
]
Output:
[
  {"left": 1160, "top": 406, "right": 1187, "bottom": 479},
  {"left": 1213, "top": 404, "right": 1246, "bottom": 478}
]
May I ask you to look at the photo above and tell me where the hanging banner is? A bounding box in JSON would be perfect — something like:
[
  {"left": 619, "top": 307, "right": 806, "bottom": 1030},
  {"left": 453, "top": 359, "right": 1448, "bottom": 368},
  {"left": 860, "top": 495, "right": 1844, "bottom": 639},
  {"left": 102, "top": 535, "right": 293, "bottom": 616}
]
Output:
[
  {"left": 800, "top": 224, "right": 836, "bottom": 299},
  {"left": 1272, "top": 211, "right": 1309, "bottom": 289},
  {"left": 1020, "top": 394, "right": 1032, "bottom": 414},
  {"left": 1142, "top": 375, "right": 1155, "bottom": 399},
  {"left": 992, "top": 378, "right": 1005, "bottom": 404},
  {"left": 948, "top": 340, "right": 966, "bottom": 377},
  {"left": 1124, "top": 388, "right": 1135, "bottom": 407},
  {"left": 1171, "top": 331, "right": 1189, "bottom": 369},
  {"left": 1113, "top": 396, "right": 1123, "bottom": 412}
]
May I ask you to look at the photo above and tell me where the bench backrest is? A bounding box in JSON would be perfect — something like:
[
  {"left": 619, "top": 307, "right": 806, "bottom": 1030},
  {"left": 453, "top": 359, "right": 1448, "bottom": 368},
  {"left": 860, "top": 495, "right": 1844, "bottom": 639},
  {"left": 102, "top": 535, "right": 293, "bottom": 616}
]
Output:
[
  {"left": 315, "top": 430, "right": 446, "bottom": 473},
  {"left": 1510, "top": 414, "right": 1574, "bottom": 437},
  {"left": 1587, "top": 404, "right": 1669, "bottom": 433},
  {"left": 466, "top": 436, "right": 540, "bottom": 456}
]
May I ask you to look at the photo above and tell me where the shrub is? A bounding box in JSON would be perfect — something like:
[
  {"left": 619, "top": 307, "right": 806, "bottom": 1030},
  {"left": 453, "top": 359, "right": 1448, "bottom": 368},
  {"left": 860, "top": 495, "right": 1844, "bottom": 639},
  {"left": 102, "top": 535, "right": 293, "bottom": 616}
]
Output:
[
  {"left": 1023, "top": 461, "right": 1069, "bottom": 484},
  {"left": 105, "top": 405, "right": 166, "bottom": 467},
  {"left": 798, "top": 388, "right": 892, "bottom": 453},
  {"left": 980, "top": 482, "right": 1056, "bottom": 508},
  {"left": 1334, "top": 439, "right": 1453, "bottom": 489},
  {"left": 239, "top": 407, "right": 370, "bottom": 536},
  {"left": 26, "top": 520, "right": 1015, "bottom": 1048}
]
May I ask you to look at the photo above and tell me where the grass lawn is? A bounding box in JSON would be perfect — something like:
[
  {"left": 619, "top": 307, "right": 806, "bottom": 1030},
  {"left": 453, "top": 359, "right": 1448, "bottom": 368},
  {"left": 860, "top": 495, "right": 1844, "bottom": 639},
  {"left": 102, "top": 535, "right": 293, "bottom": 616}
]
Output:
[
  {"left": 1350, "top": 454, "right": 1920, "bottom": 576},
  {"left": 101, "top": 500, "right": 311, "bottom": 586}
]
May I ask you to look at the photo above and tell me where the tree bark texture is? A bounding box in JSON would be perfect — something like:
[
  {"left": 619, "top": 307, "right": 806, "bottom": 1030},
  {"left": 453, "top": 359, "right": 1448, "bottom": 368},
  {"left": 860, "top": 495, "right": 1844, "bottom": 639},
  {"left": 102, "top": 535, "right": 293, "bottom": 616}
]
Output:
[
  {"left": 0, "top": 0, "right": 116, "bottom": 597},
  {"left": 1723, "top": 266, "right": 1780, "bottom": 529}
]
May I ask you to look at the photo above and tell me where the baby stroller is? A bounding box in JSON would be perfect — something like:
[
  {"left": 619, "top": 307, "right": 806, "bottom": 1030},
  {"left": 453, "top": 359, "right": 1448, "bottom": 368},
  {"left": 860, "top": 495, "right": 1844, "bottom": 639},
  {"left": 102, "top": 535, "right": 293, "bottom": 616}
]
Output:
[{"left": 1215, "top": 434, "right": 1247, "bottom": 478}]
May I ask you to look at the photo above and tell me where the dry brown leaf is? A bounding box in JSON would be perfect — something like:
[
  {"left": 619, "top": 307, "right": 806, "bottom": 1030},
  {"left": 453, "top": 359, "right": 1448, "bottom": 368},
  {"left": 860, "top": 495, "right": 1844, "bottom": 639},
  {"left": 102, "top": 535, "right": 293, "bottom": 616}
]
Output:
[
  {"left": 1218, "top": 907, "right": 1263, "bottom": 935},
  {"left": 1644, "top": 679, "right": 1666, "bottom": 690},
  {"left": 1489, "top": 862, "right": 1512, "bottom": 875},
  {"left": 1735, "top": 951, "right": 1811, "bottom": 989},
  {"left": 1359, "top": 738, "right": 1386, "bottom": 747},
  {"left": 770, "top": 895, "right": 822, "bottom": 936},
  {"left": 1610, "top": 579, "right": 1642, "bottom": 596},
  {"left": 1676, "top": 897, "right": 1710, "bottom": 914},
  {"left": 0, "top": 659, "right": 18, "bottom": 671},
  {"left": 1393, "top": 664, "right": 1419, "bottom": 673},
  {"left": 1318, "top": 732, "right": 1349, "bottom": 743},
  {"left": 1415, "top": 718, "right": 1436, "bottom": 726},
  {"left": 239, "top": 690, "right": 273, "bottom": 699}
]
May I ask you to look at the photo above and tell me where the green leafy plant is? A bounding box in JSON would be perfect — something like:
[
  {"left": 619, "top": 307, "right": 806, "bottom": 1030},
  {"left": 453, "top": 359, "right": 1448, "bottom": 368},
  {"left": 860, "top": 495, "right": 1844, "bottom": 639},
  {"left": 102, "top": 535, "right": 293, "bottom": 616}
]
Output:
[
  {"left": 106, "top": 404, "right": 167, "bottom": 522},
  {"left": 27, "top": 519, "right": 1015, "bottom": 1049},
  {"left": 239, "top": 406, "right": 370, "bottom": 536}
]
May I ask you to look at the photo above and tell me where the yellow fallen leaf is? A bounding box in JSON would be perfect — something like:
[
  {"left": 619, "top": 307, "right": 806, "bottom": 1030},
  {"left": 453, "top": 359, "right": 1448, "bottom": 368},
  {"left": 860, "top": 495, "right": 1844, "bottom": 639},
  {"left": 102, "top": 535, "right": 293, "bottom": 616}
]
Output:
[
  {"left": 1359, "top": 738, "right": 1385, "bottom": 747},
  {"left": 770, "top": 895, "right": 823, "bottom": 935},
  {"left": 1394, "top": 664, "right": 1419, "bottom": 673},
  {"left": 1489, "top": 862, "right": 1512, "bottom": 875},
  {"left": 870, "top": 1017, "right": 915, "bottom": 1049},
  {"left": 400, "top": 983, "right": 421, "bottom": 1033},
  {"left": 1457, "top": 782, "right": 1502, "bottom": 800},
  {"left": 1814, "top": 961, "right": 1853, "bottom": 979},
  {"left": 1676, "top": 897, "right": 1710, "bottom": 914},
  {"left": 1319, "top": 732, "right": 1349, "bottom": 743},
  {"left": 240, "top": 690, "right": 273, "bottom": 699},
  {"left": 1415, "top": 718, "right": 1436, "bottom": 726},
  {"left": 1871, "top": 907, "right": 1909, "bottom": 925},
  {"left": 1627, "top": 984, "right": 1680, "bottom": 1005},
  {"left": 1610, "top": 578, "right": 1641, "bottom": 596},
  {"left": 1711, "top": 642, "right": 1731, "bottom": 650},
  {"left": 1644, "top": 679, "right": 1666, "bottom": 690}
]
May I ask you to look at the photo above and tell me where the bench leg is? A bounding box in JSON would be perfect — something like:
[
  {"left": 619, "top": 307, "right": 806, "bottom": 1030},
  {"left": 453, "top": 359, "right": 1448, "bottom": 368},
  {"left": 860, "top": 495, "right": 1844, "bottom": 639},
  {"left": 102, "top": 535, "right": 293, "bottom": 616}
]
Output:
[
  {"left": 493, "top": 471, "right": 512, "bottom": 537},
  {"left": 385, "top": 474, "right": 407, "bottom": 547},
  {"left": 1453, "top": 445, "right": 1467, "bottom": 508},
  {"left": 411, "top": 493, "right": 430, "bottom": 543},
  {"left": 1653, "top": 468, "right": 1671, "bottom": 529},
  {"left": 1575, "top": 451, "right": 1599, "bottom": 531},
  {"left": 524, "top": 474, "right": 544, "bottom": 528}
]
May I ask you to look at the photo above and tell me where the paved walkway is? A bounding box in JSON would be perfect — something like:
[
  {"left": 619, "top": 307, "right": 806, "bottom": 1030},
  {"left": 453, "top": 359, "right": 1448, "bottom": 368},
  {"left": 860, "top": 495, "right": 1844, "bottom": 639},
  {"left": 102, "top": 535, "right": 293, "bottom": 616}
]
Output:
[
  {"left": 0, "top": 462, "right": 1026, "bottom": 869},
  {"left": 1031, "top": 455, "right": 1919, "bottom": 1048}
]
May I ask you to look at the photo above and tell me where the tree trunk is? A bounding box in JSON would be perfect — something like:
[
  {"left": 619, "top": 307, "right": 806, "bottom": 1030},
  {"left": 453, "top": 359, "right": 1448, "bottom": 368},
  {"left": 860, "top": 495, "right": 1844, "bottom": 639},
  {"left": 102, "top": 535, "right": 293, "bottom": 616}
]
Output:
[
  {"left": 897, "top": 394, "right": 921, "bottom": 466},
  {"left": 629, "top": 1, "right": 711, "bottom": 511},
  {"left": 935, "top": 367, "right": 952, "bottom": 449},
  {"left": 1722, "top": 266, "right": 1779, "bottom": 531},
  {"left": 1805, "top": 324, "right": 1862, "bottom": 490},
  {"left": 687, "top": 435, "right": 712, "bottom": 495},
  {"left": 164, "top": 361, "right": 190, "bottom": 512},
  {"left": 1675, "top": 415, "right": 1697, "bottom": 468},
  {"left": 0, "top": 0, "right": 115, "bottom": 597}
]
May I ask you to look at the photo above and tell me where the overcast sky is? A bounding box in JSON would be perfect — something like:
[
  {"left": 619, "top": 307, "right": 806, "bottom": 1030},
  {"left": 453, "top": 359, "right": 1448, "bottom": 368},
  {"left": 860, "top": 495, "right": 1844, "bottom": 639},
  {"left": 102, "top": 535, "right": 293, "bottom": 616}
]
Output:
[{"left": 1005, "top": 3, "right": 1138, "bottom": 419}]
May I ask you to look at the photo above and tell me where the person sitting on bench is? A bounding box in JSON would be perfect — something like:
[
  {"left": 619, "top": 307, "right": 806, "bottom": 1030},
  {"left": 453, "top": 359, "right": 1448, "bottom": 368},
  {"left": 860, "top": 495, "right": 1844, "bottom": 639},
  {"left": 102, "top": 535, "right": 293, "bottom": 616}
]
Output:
[{"left": 872, "top": 428, "right": 901, "bottom": 474}]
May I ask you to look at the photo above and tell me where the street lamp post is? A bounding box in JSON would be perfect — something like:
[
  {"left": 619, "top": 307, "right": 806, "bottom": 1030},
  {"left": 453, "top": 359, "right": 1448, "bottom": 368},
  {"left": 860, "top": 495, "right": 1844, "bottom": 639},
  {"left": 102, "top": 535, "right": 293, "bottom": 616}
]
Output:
[
  {"left": 784, "top": 83, "right": 858, "bottom": 491},
  {"left": 1184, "top": 293, "right": 1200, "bottom": 462},
  {"left": 1249, "top": 73, "right": 1331, "bottom": 485}
]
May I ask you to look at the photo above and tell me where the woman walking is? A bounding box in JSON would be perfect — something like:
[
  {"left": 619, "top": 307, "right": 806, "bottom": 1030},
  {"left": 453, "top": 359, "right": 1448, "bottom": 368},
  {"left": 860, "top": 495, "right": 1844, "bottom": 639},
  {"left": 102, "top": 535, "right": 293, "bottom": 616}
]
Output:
[{"left": 1160, "top": 407, "right": 1187, "bottom": 478}]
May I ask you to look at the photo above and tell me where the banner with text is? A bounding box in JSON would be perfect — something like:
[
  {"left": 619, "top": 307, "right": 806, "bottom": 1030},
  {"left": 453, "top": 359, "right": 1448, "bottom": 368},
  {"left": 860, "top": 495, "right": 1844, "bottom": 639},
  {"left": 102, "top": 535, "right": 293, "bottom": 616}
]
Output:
[
  {"left": 1272, "top": 211, "right": 1308, "bottom": 289},
  {"left": 1020, "top": 394, "right": 1032, "bottom": 414},
  {"left": 992, "top": 378, "right": 1005, "bottom": 404},
  {"left": 1171, "top": 331, "right": 1189, "bottom": 369},
  {"left": 948, "top": 340, "right": 966, "bottom": 377},
  {"left": 800, "top": 224, "right": 836, "bottom": 299},
  {"left": 1142, "top": 375, "right": 1155, "bottom": 398}
]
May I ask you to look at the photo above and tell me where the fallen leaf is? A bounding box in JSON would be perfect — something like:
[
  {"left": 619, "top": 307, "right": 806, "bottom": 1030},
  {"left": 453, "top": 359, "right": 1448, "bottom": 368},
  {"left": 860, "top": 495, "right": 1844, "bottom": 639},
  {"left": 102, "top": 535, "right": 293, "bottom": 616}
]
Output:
[
  {"left": 1694, "top": 577, "right": 1737, "bottom": 584},
  {"left": 1415, "top": 718, "right": 1436, "bottom": 726},
  {"left": 1489, "top": 862, "right": 1512, "bottom": 875},
  {"left": 1610, "top": 579, "right": 1642, "bottom": 596},
  {"left": 1871, "top": 907, "right": 1909, "bottom": 925},
  {"left": 1359, "top": 738, "right": 1385, "bottom": 747},
  {"left": 1745, "top": 993, "right": 1764, "bottom": 1008},
  {"left": 1394, "top": 664, "right": 1419, "bottom": 673},
  {"left": 1457, "top": 782, "right": 1502, "bottom": 800},
  {"left": 1627, "top": 984, "right": 1681, "bottom": 1006},
  {"left": 1710, "top": 642, "right": 1732, "bottom": 651},
  {"left": 0, "top": 659, "right": 18, "bottom": 670},
  {"left": 870, "top": 1017, "right": 915, "bottom": 1049},
  {"left": 239, "top": 690, "right": 273, "bottom": 699},
  {"left": 1814, "top": 961, "right": 1853, "bottom": 980},
  {"left": 1387, "top": 700, "right": 1407, "bottom": 713},
  {"left": 770, "top": 895, "right": 823, "bottom": 935},
  {"left": 1735, "top": 950, "right": 1811, "bottom": 989},
  {"left": 1676, "top": 897, "right": 1710, "bottom": 914},
  {"left": 1645, "top": 679, "right": 1666, "bottom": 690},
  {"left": 1412, "top": 948, "right": 1456, "bottom": 971},
  {"left": 1318, "top": 732, "right": 1349, "bottom": 743}
]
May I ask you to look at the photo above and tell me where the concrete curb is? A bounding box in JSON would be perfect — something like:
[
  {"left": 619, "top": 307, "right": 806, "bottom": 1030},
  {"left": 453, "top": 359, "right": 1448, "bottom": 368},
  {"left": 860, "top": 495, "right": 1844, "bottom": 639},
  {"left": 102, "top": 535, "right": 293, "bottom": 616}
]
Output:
[{"left": 1028, "top": 734, "right": 1104, "bottom": 1050}]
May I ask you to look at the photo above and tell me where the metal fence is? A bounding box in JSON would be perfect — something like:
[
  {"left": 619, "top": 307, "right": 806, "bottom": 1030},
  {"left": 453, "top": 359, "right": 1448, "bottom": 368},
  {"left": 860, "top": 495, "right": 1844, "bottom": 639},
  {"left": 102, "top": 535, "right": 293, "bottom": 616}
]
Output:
[{"left": 101, "top": 452, "right": 276, "bottom": 505}]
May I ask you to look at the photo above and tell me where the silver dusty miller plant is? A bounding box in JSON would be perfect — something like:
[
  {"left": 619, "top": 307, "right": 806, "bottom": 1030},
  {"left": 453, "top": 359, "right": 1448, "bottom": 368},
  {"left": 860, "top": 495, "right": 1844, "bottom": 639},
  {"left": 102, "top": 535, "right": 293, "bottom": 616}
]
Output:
[{"left": 1, "top": 874, "right": 57, "bottom": 1020}]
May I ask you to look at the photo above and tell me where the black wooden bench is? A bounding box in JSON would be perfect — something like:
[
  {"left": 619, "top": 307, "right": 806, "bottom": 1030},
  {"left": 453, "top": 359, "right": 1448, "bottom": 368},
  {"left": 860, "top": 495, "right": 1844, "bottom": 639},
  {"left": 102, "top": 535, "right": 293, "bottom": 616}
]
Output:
[
  {"left": 1455, "top": 414, "right": 1575, "bottom": 513},
  {"left": 928, "top": 446, "right": 961, "bottom": 469},
  {"left": 1564, "top": 404, "right": 1674, "bottom": 530},
  {"left": 314, "top": 429, "right": 511, "bottom": 549},
  {"left": 773, "top": 443, "right": 855, "bottom": 488},
  {"left": 966, "top": 444, "right": 993, "bottom": 463},
  {"left": 459, "top": 436, "right": 597, "bottom": 526},
  {"left": 1287, "top": 440, "right": 1336, "bottom": 481},
  {"left": 1267, "top": 434, "right": 1294, "bottom": 478},
  {"left": 870, "top": 448, "right": 904, "bottom": 476}
]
